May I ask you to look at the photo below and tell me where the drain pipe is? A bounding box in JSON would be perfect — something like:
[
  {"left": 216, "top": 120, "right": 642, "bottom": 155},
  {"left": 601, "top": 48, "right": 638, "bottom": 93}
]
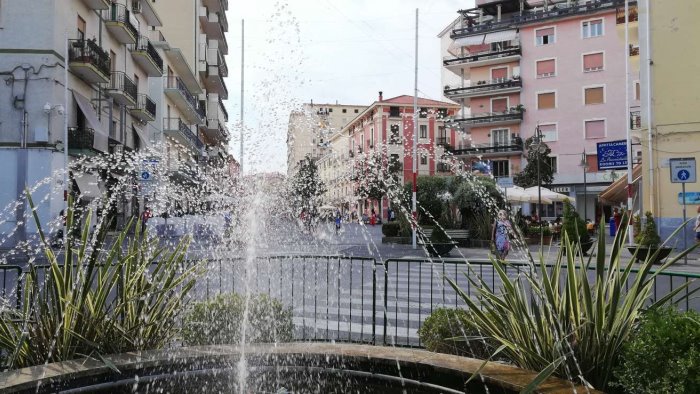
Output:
[
  {"left": 644, "top": 0, "right": 655, "bottom": 214},
  {"left": 412, "top": 9, "right": 418, "bottom": 250}
]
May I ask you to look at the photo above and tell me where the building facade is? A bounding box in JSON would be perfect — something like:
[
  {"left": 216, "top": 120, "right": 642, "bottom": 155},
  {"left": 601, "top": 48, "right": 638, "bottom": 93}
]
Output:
[
  {"left": 441, "top": 0, "right": 640, "bottom": 221},
  {"left": 0, "top": 0, "right": 231, "bottom": 248}
]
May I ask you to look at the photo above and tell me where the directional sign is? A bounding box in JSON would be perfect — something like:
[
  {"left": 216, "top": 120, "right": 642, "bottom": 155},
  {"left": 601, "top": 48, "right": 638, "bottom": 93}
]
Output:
[
  {"left": 670, "top": 158, "right": 696, "bottom": 183},
  {"left": 597, "top": 140, "right": 628, "bottom": 170},
  {"left": 496, "top": 177, "right": 514, "bottom": 188}
]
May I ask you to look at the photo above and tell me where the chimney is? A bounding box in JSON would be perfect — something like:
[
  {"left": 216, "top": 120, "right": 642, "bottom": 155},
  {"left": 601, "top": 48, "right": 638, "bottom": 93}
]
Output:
[{"left": 378, "top": 91, "right": 383, "bottom": 102}]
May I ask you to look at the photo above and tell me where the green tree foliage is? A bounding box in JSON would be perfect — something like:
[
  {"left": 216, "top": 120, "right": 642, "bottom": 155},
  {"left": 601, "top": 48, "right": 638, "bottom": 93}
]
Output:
[
  {"left": 634, "top": 211, "right": 662, "bottom": 247},
  {"left": 290, "top": 155, "right": 326, "bottom": 223},
  {"left": 417, "top": 308, "right": 494, "bottom": 359},
  {"left": 562, "top": 199, "right": 590, "bottom": 244},
  {"left": 403, "top": 176, "right": 449, "bottom": 225},
  {"left": 451, "top": 176, "right": 505, "bottom": 239},
  {"left": 514, "top": 136, "right": 554, "bottom": 188}
]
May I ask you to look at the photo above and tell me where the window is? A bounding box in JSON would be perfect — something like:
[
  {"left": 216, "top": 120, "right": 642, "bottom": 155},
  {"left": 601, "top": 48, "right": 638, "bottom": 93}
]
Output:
[
  {"left": 110, "top": 50, "right": 116, "bottom": 72},
  {"left": 419, "top": 107, "right": 428, "bottom": 118},
  {"left": 539, "top": 123, "right": 557, "bottom": 142},
  {"left": 583, "top": 52, "right": 604, "bottom": 72},
  {"left": 437, "top": 108, "right": 448, "bottom": 119},
  {"left": 584, "top": 86, "right": 604, "bottom": 105},
  {"left": 585, "top": 119, "right": 605, "bottom": 139},
  {"left": 390, "top": 124, "right": 400, "bottom": 143},
  {"left": 342, "top": 108, "right": 347, "bottom": 113},
  {"left": 491, "top": 98, "right": 508, "bottom": 113},
  {"left": 491, "top": 67, "right": 508, "bottom": 82},
  {"left": 536, "top": 59, "right": 556, "bottom": 78},
  {"left": 547, "top": 156, "right": 558, "bottom": 173},
  {"left": 419, "top": 125, "right": 427, "bottom": 139},
  {"left": 134, "top": 74, "right": 140, "bottom": 91},
  {"left": 537, "top": 92, "right": 556, "bottom": 110},
  {"left": 355, "top": 109, "right": 359, "bottom": 113},
  {"left": 328, "top": 108, "right": 333, "bottom": 112},
  {"left": 77, "top": 15, "right": 86, "bottom": 40},
  {"left": 370, "top": 128, "right": 374, "bottom": 147},
  {"left": 491, "top": 129, "right": 510, "bottom": 148},
  {"left": 634, "top": 81, "right": 640, "bottom": 100},
  {"left": 420, "top": 155, "right": 427, "bottom": 165},
  {"left": 491, "top": 160, "right": 510, "bottom": 177},
  {"left": 389, "top": 106, "right": 400, "bottom": 117},
  {"left": 535, "top": 27, "right": 555, "bottom": 46},
  {"left": 582, "top": 19, "right": 603, "bottom": 38}
]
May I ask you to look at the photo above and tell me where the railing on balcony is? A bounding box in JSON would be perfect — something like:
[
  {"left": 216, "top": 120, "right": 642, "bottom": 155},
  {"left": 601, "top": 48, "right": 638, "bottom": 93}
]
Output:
[
  {"left": 109, "top": 3, "right": 138, "bottom": 38},
  {"left": 443, "top": 46, "right": 521, "bottom": 66},
  {"left": 448, "top": 139, "right": 523, "bottom": 155},
  {"left": 68, "top": 39, "right": 111, "bottom": 77},
  {"left": 165, "top": 76, "right": 200, "bottom": 112},
  {"left": 218, "top": 10, "right": 228, "bottom": 31},
  {"left": 630, "top": 111, "right": 641, "bottom": 130},
  {"left": 163, "top": 117, "right": 204, "bottom": 150},
  {"left": 108, "top": 71, "right": 137, "bottom": 102},
  {"left": 451, "top": 109, "right": 523, "bottom": 126},
  {"left": 616, "top": 4, "right": 638, "bottom": 24},
  {"left": 218, "top": 97, "right": 228, "bottom": 121},
  {"left": 436, "top": 163, "right": 452, "bottom": 173},
  {"left": 68, "top": 127, "right": 95, "bottom": 150},
  {"left": 436, "top": 137, "right": 452, "bottom": 149},
  {"left": 452, "top": 0, "right": 630, "bottom": 38},
  {"left": 135, "top": 94, "right": 156, "bottom": 118},
  {"left": 218, "top": 51, "right": 228, "bottom": 77},
  {"left": 629, "top": 44, "right": 640, "bottom": 56},
  {"left": 132, "top": 36, "right": 164, "bottom": 72},
  {"left": 444, "top": 78, "right": 521, "bottom": 97}
]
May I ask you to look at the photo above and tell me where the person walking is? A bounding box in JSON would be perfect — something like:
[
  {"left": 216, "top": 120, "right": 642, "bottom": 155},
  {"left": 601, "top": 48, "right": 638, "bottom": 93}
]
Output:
[
  {"left": 492, "top": 210, "right": 512, "bottom": 260},
  {"left": 141, "top": 207, "right": 152, "bottom": 233},
  {"left": 334, "top": 210, "right": 342, "bottom": 235},
  {"left": 694, "top": 206, "right": 700, "bottom": 245},
  {"left": 370, "top": 208, "right": 377, "bottom": 226},
  {"left": 613, "top": 207, "right": 622, "bottom": 235}
]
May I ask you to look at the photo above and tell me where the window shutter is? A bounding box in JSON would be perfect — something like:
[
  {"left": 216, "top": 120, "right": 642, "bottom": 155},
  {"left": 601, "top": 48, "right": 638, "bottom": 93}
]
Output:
[
  {"left": 583, "top": 53, "right": 604, "bottom": 70},
  {"left": 536, "top": 59, "right": 555, "bottom": 76},
  {"left": 491, "top": 67, "right": 508, "bottom": 80},
  {"left": 538, "top": 92, "right": 556, "bottom": 109},
  {"left": 536, "top": 27, "right": 554, "bottom": 37},
  {"left": 585, "top": 87, "right": 604, "bottom": 104},
  {"left": 491, "top": 98, "right": 508, "bottom": 113},
  {"left": 585, "top": 120, "right": 605, "bottom": 138}
]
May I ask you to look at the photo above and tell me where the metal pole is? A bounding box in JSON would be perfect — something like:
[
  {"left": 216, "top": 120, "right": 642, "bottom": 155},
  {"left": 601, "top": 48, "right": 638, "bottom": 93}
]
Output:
[
  {"left": 411, "top": 8, "right": 418, "bottom": 249},
  {"left": 63, "top": 29, "right": 69, "bottom": 214},
  {"left": 624, "top": 0, "right": 634, "bottom": 245},
  {"left": 535, "top": 126, "right": 542, "bottom": 230},
  {"left": 583, "top": 151, "right": 588, "bottom": 222},
  {"left": 682, "top": 182, "right": 687, "bottom": 264},
  {"left": 644, "top": 0, "right": 655, "bottom": 213},
  {"left": 240, "top": 19, "right": 244, "bottom": 173}
]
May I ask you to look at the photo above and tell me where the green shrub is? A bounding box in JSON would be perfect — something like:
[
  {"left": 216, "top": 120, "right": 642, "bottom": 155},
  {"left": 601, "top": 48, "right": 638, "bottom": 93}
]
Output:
[
  {"left": 417, "top": 308, "right": 492, "bottom": 359},
  {"left": 182, "top": 293, "right": 293, "bottom": 345},
  {"left": 634, "top": 211, "right": 662, "bottom": 247},
  {"left": 430, "top": 225, "right": 451, "bottom": 243},
  {"left": 562, "top": 199, "right": 589, "bottom": 244},
  {"left": 381, "top": 222, "right": 400, "bottom": 237},
  {"left": 614, "top": 308, "right": 700, "bottom": 393},
  {"left": 527, "top": 226, "right": 551, "bottom": 237}
]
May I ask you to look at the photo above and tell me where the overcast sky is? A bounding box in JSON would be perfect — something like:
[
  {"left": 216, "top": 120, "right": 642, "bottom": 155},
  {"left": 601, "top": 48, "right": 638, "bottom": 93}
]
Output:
[{"left": 223, "top": 0, "right": 474, "bottom": 174}]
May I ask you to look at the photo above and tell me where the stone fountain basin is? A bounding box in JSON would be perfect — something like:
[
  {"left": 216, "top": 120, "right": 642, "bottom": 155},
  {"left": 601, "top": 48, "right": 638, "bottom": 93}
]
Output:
[{"left": 0, "top": 343, "right": 601, "bottom": 393}]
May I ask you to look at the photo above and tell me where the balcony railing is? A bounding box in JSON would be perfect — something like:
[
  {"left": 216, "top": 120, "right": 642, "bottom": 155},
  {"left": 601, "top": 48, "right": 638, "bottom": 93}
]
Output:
[
  {"left": 451, "top": 109, "right": 523, "bottom": 126},
  {"left": 163, "top": 117, "right": 204, "bottom": 150},
  {"left": 108, "top": 3, "right": 138, "bottom": 39},
  {"left": 436, "top": 163, "right": 452, "bottom": 173},
  {"left": 68, "top": 127, "right": 96, "bottom": 151},
  {"left": 616, "top": 5, "right": 638, "bottom": 24},
  {"left": 68, "top": 39, "right": 110, "bottom": 78},
  {"left": 165, "top": 76, "right": 200, "bottom": 112},
  {"left": 218, "top": 51, "right": 228, "bottom": 77},
  {"left": 219, "top": 96, "right": 229, "bottom": 121},
  {"left": 448, "top": 139, "right": 523, "bottom": 156},
  {"left": 436, "top": 137, "right": 452, "bottom": 149},
  {"left": 452, "top": 0, "right": 630, "bottom": 38},
  {"left": 443, "top": 46, "right": 521, "bottom": 66},
  {"left": 630, "top": 111, "right": 641, "bottom": 130},
  {"left": 132, "top": 36, "right": 164, "bottom": 73},
  {"left": 107, "top": 71, "right": 137, "bottom": 103},
  {"left": 444, "top": 78, "right": 521, "bottom": 97},
  {"left": 135, "top": 94, "right": 156, "bottom": 118}
]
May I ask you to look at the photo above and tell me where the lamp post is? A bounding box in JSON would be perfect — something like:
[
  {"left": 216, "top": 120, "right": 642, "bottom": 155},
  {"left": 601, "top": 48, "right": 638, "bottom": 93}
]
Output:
[
  {"left": 580, "top": 150, "right": 589, "bottom": 222},
  {"left": 532, "top": 125, "right": 546, "bottom": 224}
]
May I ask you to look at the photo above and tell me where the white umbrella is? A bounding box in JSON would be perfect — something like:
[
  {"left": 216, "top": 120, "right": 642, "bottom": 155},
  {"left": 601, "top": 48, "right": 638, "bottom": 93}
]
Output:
[
  {"left": 501, "top": 186, "right": 554, "bottom": 204},
  {"left": 524, "top": 186, "right": 575, "bottom": 204}
]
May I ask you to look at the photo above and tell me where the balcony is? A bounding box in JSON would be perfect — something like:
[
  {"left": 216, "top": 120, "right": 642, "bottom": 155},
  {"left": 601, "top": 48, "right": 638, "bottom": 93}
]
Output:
[
  {"left": 68, "top": 39, "right": 111, "bottom": 84},
  {"left": 452, "top": 0, "right": 629, "bottom": 38},
  {"left": 219, "top": 96, "right": 229, "bottom": 122},
  {"left": 203, "top": 118, "right": 230, "bottom": 143},
  {"left": 130, "top": 94, "right": 156, "bottom": 122},
  {"left": 444, "top": 78, "right": 522, "bottom": 99},
  {"left": 105, "top": 3, "right": 138, "bottom": 44},
  {"left": 436, "top": 162, "right": 452, "bottom": 173},
  {"left": 629, "top": 44, "right": 640, "bottom": 56},
  {"left": 443, "top": 46, "right": 521, "bottom": 70},
  {"left": 204, "top": 45, "right": 228, "bottom": 98},
  {"left": 202, "top": 0, "right": 225, "bottom": 13},
  {"left": 130, "top": 36, "right": 164, "bottom": 76},
  {"left": 616, "top": 4, "right": 638, "bottom": 24},
  {"left": 105, "top": 72, "right": 137, "bottom": 106},
  {"left": 450, "top": 109, "right": 523, "bottom": 127},
  {"left": 447, "top": 140, "right": 523, "bottom": 157},
  {"left": 68, "top": 127, "right": 99, "bottom": 156},
  {"left": 436, "top": 137, "right": 452, "bottom": 150},
  {"left": 81, "top": 0, "right": 109, "bottom": 9},
  {"left": 164, "top": 76, "right": 205, "bottom": 124},
  {"left": 199, "top": 7, "right": 225, "bottom": 41},
  {"left": 163, "top": 118, "right": 204, "bottom": 153},
  {"left": 630, "top": 111, "right": 641, "bottom": 130}
]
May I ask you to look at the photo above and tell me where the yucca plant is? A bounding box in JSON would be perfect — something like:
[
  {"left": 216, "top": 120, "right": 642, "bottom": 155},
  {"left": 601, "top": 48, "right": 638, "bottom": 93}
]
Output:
[
  {"left": 448, "top": 217, "right": 699, "bottom": 390},
  {"left": 0, "top": 192, "right": 202, "bottom": 369}
]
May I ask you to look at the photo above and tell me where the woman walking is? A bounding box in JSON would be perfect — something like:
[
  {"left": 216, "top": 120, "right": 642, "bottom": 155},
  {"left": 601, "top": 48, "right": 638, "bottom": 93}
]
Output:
[{"left": 492, "top": 210, "right": 512, "bottom": 260}]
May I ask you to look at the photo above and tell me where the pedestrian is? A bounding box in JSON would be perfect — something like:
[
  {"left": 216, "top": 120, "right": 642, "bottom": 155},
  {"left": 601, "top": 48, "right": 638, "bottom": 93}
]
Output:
[
  {"left": 334, "top": 211, "right": 342, "bottom": 235},
  {"left": 51, "top": 210, "right": 66, "bottom": 249},
  {"left": 492, "top": 210, "right": 512, "bottom": 260},
  {"left": 141, "top": 207, "right": 152, "bottom": 233},
  {"left": 694, "top": 206, "right": 700, "bottom": 246},
  {"left": 370, "top": 209, "right": 376, "bottom": 226},
  {"left": 613, "top": 207, "right": 621, "bottom": 234}
]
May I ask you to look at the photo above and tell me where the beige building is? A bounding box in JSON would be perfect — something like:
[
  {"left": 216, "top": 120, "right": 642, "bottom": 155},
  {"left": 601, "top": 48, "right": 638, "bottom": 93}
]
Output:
[
  {"left": 286, "top": 102, "right": 366, "bottom": 176},
  {"left": 638, "top": 0, "right": 700, "bottom": 241},
  {"left": 317, "top": 130, "right": 352, "bottom": 209}
]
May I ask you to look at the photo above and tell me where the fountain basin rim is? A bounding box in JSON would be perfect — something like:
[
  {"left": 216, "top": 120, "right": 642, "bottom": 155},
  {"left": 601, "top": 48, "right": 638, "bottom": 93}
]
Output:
[{"left": 0, "top": 343, "right": 601, "bottom": 394}]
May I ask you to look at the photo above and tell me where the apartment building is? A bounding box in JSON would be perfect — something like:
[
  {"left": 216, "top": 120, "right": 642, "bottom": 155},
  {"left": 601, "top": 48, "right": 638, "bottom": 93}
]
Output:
[
  {"left": 0, "top": 0, "right": 231, "bottom": 248},
  {"left": 286, "top": 102, "right": 366, "bottom": 176},
  {"left": 344, "top": 93, "right": 459, "bottom": 220},
  {"left": 317, "top": 130, "right": 351, "bottom": 210},
  {"left": 637, "top": 0, "right": 700, "bottom": 241},
  {"left": 440, "top": 0, "right": 639, "bottom": 220}
]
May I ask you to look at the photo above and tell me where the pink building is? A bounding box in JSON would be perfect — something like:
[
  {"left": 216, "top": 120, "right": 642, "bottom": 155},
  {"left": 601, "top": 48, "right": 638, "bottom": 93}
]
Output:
[
  {"left": 342, "top": 93, "right": 459, "bottom": 220},
  {"left": 442, "top": 0, "right": 639, "bottom": 220}
]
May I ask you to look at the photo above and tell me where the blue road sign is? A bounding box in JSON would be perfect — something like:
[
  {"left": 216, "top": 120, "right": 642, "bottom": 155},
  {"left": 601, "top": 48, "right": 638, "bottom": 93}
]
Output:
[
  {"left": 596, "top": 140, "right": 628, "bottom": 170},
  {"left": 678, "top": 192, "right": 700, "bottom": 205},
  {"left": 141, "top": 171, "right": 151, "bottom": 181},
  {"left": 670, "top": 158, "right": 696, "bottom": 183}
]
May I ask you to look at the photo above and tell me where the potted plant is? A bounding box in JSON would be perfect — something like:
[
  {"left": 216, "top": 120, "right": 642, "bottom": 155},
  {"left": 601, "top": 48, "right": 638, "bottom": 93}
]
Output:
[
  {"left": 628, "top": 211, "right": 673, "bottom": 264},
  {"left": 525, "top": 225, "right": 552, "bottom": 245},
  {"left": 561, "top": 199, "right": 594, "bottom": 255}
]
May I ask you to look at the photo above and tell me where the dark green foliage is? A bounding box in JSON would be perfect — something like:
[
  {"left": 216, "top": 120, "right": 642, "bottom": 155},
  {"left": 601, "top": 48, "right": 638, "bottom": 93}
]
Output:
[
  {"left": 417, "top": 308, "right": 492, "bottom": 359},
  {"left": 403, "top": 176, "right": 449, "bottom": 225},
  {"left": 513, "top": 136, "right": 555, "bottom": 188},
  {"left": 397, "top": 209, "right": 413, "bottom": 237},
  {"left": 614, "top": 308, "right": 700, "bottom": 393},
  {"left": 182, "top": 293, "right": 293, "bottom": 346},
  {"left": 451, "top": 176, "right": 504, "bottom": 239},
  {"left": 634, "top": 211, "right": 662, "bottom": 247},
  {"left": 381, "top": 222, "right": 400, "bottom": 237},
  {"left": 430, "top": 225, "right": 451, "bottom": 243},
  {"left": 562, "top": 199, "right": 590, "bottom": 244},
  {"left": 527, "top": 226, "right": 552, "bottom": 237}
]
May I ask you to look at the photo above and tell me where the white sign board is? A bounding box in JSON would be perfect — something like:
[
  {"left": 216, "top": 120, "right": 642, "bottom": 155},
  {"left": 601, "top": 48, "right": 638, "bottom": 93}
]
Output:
[
  {"left": 670, "top": 158, "right": 696, "bottom": 183},
  {"left": 496, "top": 177, "right": 514, "bottom": 188},
  {"left": 141, "top": 158, "right": 159, "bottom": 182}
]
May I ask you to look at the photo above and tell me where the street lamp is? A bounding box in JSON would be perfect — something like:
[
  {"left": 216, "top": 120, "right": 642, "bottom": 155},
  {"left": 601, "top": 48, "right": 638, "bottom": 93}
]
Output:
[
  {"left": 532, "top": 125, "right": 547, "bottom": 224},
  {"left": 580, "top": 150, "right": 589, "bottom": 222}
]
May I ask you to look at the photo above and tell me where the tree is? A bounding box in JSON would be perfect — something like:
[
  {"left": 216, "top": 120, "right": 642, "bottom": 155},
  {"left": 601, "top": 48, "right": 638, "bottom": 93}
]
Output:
[
  {"left": 513, "top": 136, "right": 554, "bottom": 188},
  {"left": 290, "top": 155, "right": 326, "bottom": 229}
]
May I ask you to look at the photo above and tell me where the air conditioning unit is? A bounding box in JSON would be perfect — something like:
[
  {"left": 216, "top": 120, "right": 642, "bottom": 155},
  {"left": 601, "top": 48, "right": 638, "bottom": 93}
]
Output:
[{"left": 132, "top": 0, "right": 142, "bottom": 14}]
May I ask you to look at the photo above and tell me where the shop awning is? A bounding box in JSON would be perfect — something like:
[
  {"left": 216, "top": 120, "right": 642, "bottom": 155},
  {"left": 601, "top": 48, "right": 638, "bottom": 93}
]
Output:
[
  {"left": 132, "top": 124, "right": 151, "bottom": 148},
  {"left": 72, "top": 92, "right": 109, "bottom": 153},
  {"left": 73, "top": 173, "right": 101, "bottom": 200},
  {"left": 599, "top": 165, "right": 642, "bottom": 205}
]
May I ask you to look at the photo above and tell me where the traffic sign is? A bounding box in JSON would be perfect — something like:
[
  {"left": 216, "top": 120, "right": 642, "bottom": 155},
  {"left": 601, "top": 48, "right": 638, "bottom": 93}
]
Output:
[
  {"left": 597, "top": 140, "right": 628, "bottom": 170},
  {"left": 140, "top": 158, "right": 159, "bottom": 182},
  {"left": 670, "top": 158, "right": 696, "bottom": 183},
  {"left": 496, "top": 177, "right": 514, "bottom": 188}
]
